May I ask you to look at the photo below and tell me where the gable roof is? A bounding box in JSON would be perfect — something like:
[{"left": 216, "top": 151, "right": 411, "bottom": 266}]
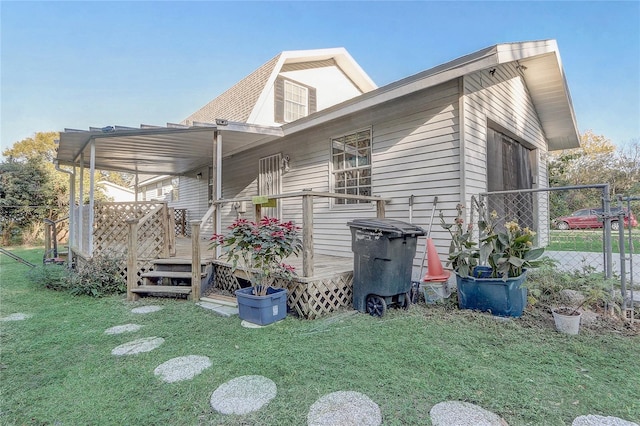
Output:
[
  {"left": 56, "top": 40, "right": 580, "bottom": 176},
  {"left": 285, "top": 40, "right": 580, "bottom": 151},
  {"left": 182, "top": 48, "right": 377, "bottom": 126}
]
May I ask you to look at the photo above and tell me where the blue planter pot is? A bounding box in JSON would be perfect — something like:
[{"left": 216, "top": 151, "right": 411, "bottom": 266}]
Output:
[
  {"left": 235, "top": 287, "right": 287, "bottom": 326},
  {"left": 456, "top": 269, "right": 528, "bottom": 317}
]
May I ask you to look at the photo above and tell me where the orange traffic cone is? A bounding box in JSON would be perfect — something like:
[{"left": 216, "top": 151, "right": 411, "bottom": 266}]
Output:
[{"left": 422, "top": 238, "right": 451, "bottom": 282}]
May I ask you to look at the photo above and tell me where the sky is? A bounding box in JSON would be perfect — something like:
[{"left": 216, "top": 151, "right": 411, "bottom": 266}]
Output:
[{"left": 1, "top": 1, "right": 639, "bottom": 152}]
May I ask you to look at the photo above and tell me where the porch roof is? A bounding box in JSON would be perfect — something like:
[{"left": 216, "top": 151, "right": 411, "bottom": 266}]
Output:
[{"left": 56, "top": 122, "right": 283, "bottom": 175}]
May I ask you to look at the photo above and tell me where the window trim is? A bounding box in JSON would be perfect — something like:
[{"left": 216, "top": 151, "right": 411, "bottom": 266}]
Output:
[
  {"left": 283, "top": 80, "right": 308, "bottom": 123},
  {"left": 329, "top": 127, "right": 373, "bottom": 208}
]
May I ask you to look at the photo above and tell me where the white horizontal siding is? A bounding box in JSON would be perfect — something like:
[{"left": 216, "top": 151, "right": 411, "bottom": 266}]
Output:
[{"left": 463, "top": 62, "right": 550, "bottom": 243}]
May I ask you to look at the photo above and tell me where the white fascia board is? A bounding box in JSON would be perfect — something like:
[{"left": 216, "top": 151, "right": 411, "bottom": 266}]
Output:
[
  {"left": 246, "top": 54, "right": 288, "bottom": 125},
  {"left": 283, "top": 54, "right": 499, "bottom": 135}
]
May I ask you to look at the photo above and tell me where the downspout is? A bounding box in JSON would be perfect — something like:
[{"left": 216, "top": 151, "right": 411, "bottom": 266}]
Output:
[
  {"left": 54, "top": 160, "right": 75, "bottom": 265},
  {"left": 458, "top": 76, "right": 468, "bottom": 206}
]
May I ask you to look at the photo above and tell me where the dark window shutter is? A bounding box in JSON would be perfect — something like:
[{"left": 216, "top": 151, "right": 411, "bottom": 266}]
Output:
[
  {"left": 308, "top": 87, "right": 317, "bottom": 115},
  {"left": 274, "top": 77, "right": 284, "bottom": 123}
]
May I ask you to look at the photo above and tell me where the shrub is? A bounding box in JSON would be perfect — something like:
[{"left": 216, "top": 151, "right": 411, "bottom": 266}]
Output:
[
  {"left": 67, "top": 252, "right": 126, "bottom": 297},
  {"left": 27, "top": 264, "right": 69, "bottom": 291}
]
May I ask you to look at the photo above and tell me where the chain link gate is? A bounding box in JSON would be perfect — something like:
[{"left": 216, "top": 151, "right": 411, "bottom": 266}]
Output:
[{"left": 479, "top": 184, "right": 639, "bottom": 321}]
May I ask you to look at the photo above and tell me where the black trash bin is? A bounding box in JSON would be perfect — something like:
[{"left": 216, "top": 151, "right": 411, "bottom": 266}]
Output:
[{"left": 347, "top": 218, "right": 425, "bottom": 316}]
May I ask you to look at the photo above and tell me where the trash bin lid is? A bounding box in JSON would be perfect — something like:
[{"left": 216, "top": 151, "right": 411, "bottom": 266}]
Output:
[{"left": 347, "top": 218, "right": 426, "bottom": 237}]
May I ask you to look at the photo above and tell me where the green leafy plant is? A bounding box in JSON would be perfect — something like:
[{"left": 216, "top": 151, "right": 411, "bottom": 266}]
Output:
[
  {"left": 67, "top": 252, "right": 126, "bottom": 297},
  {"left": 439, "top": 203, "right": 478, "bottom": 278},
  {"left": 210, "top": 217, "right": 303, "bottom": 296},
  {"left": 441, "top": 199, "right": 545, "bottom": 279},
  {"left": 27, "top": 264, "right": 69, "bottom": 291}
]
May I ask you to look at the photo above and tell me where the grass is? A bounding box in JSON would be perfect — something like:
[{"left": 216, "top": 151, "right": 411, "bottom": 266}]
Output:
[
  {"left": 2, "top": 248, "right": 640, "bottom": 425},
  {"left": 547, "top": 229, "right": 640, "bottom": 254}
]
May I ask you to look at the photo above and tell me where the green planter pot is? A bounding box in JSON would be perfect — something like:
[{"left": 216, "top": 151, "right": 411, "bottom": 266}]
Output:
[
  {"left": 235, "top": 287, "right": 287, "bottom": 326},
  {"left": 456, "top": 269, "right": 528, "bottom": 317}
]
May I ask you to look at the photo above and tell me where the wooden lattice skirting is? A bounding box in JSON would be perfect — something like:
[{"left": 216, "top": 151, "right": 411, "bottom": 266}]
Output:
[{"left": 211, "top": 261, "right": 353, "bottom": 319}]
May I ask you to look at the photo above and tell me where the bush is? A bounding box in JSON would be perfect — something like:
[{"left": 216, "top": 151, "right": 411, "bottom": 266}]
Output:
[
  {"left": 67, "top": 253, "right": 126, "bottom": 297},
  {"left": 27, "top": 264, "right": 69, "bottom": 291}
]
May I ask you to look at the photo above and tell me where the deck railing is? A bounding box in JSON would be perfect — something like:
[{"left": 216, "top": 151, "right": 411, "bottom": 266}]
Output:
[{"left": 212, "top": 190, "right": 391, "bottom": 278}]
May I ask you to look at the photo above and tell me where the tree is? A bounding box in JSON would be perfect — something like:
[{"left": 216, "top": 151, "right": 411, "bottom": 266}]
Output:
[
  {"left": 0, "top": 158, "right": 56, "bottom": 245},
  {"left": 548, "top": 131, "right": 640, "bottom": 217},
  {"left": 0, "top": 131, "right": 129, "bottom": 245}
]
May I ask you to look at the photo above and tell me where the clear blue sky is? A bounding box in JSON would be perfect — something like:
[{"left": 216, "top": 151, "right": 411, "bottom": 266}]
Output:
[{"left": 1, "top": 1, "right": 638, "bottom": 151}]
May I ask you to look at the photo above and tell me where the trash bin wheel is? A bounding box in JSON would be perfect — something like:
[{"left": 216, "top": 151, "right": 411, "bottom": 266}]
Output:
[
  {"left": 366, "top": 295, "right": 387, "bottom": 317},
  {"left": 401, "top": 292, "right": 411, "bottom": 310}
]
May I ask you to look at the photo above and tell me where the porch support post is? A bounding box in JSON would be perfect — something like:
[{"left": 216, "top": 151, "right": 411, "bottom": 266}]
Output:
[
  {"left": 69, "top": 166, "right": 76, "bottom": 254},
  {"left": 79, "top": 154, "right": 84, "bottom": 254},
  {"left": 134, "top": 174, "right": 139, "bottom": 202},
  {"left": 302, "top": 192, "right": 314, "bottom": 278},
  {"left": 88, "top": 141, "right": 96, "bottom": 256},
  {"left": 126, "top": 218, "right": 140, "bottom": 301},
  {"left": 190, "top": 220, "right": 202, "bottom": 302},
  {"left": 212, "top": 130, "right": 222, "bottom": 259},
  {"left": 376, "top": 198, "right": 386, "bottom": 218}
]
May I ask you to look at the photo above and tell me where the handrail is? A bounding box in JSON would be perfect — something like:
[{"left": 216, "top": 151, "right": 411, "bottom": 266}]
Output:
[
  {"left": 211, "top": 190, "right": 390, "bottom": 278},
  {"left": 200, "top": 204, "right": 216, "bottom": 226},
  {"left": 212, "top": 190, "right": 391, "bottom": 205}
]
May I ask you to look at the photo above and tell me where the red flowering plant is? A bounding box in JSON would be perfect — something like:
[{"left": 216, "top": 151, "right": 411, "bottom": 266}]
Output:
[{"left": 210, "top": 217, "right": 302, "bottom": 296}]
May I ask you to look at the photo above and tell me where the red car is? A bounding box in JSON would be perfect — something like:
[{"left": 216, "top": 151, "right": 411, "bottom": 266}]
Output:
[{"left": 553, "top": 208, "right": 638, "bottom": 231}]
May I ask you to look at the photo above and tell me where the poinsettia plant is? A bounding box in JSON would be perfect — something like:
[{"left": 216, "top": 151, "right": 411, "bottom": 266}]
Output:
[{"left": 210, "top": 217, "right": 302, "bottom": 296}]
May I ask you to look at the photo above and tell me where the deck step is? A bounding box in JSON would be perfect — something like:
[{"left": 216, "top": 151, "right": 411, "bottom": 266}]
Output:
[
  {"left": 152, "top": 258, "right": 210, "bottom": 266},
  {"left": 140, "top": 271, "right": 207, "bottom": 279},
  {"left": 131, "top": 285, "right": 192, "bottom": 295},
  {"left": 200, "top": 295, "right": 238, "bottom": 307}
]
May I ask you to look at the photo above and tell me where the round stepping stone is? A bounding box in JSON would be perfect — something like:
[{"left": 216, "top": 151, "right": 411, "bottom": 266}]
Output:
[
  {"left": 111, "top": 337, "right": 165, "bottom": 356},
  {"left": 0, "top": 313, "right": 31, "bottom": 322},
  {"left": 430, "top": 401, "right": 508, "bottom": 426},
  {"left": 573, "top": 415, "right": 639, "bottom": 426},
  {"left": 131, "top": 305, "right": 163, "bottom": 314},
  {"left": 154, "top": 355, "right": 212, "bottom": 383},
  {"left": 308, "top": 391, "right": 382, "bottom": 426},
  {"left": 104, "top": 324, "right": 142, "bottom": 335},
  {"left": 210, "top": 375, "right": 276, "bottom": 415}
]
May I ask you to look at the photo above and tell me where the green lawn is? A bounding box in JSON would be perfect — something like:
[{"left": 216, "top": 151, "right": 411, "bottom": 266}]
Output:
[
  {"left": 1, "top": 248, "right": 639, "bottom": 425},
  {"left": 547, "top": 229, "right": 640, "bottom": 254}
]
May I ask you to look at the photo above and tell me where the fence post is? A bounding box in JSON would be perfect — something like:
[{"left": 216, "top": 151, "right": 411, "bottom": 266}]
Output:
[
  {"left": 190, "top": 220, "right": 202, "bottom": 302},
  {"left": 302, "top": 192, "right": 314, "bottom": 278},
  {"left": 44, "top": 222, "right": 51, "bottom": 259},
  {"left": 602, "top": 185, "right": 613, "bottom": 279},
  {"left": 376, "top": 198, "right": 386, "bottom": 218},
  {"left": 168, "top": 207, "right": 176, "bottom": 257},
  {"left": 126, "top": 218, "right": 140, "bottom": 302},
  {"left": 254, "top": 204, "right": 262, "bottom": 222}
]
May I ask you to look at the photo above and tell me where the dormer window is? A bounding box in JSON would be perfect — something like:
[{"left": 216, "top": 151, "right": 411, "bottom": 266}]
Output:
[
  {"left": 275, "top": 76, "right": 316, "bottom": 123},
  {"left": 284, "top": 81, "right": 308, "bottom": 122}
]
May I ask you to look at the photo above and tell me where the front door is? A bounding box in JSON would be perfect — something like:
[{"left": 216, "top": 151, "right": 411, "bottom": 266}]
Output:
[{"left": 258, "top": 154, "right": 282, "bottom": 219}]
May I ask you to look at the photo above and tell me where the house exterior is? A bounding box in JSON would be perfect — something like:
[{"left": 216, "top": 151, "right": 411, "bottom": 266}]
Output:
[
  {"left": 56, "top": 39, "right": 580, "bottom": 284},
  {"left": 136, "top": 47, "right": 377, "bottom": 223}
]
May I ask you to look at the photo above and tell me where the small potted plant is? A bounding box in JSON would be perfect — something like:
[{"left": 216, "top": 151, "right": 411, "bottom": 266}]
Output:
[
  {"left": 551, "top": 276, "right": 618, "bottom": 335},
  {"left": 440, "top": 200, "right": 545, "bottom": 317},
  {"left": 210, "top": 217, "right": 302, "bottom": 325}
]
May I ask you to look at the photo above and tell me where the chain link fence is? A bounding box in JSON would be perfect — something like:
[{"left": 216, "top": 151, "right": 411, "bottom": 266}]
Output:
[{"left": 479, "top": 185, "right": 639, "bottom": 314}]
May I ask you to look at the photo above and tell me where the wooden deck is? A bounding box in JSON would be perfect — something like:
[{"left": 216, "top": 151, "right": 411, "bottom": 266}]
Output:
[
  {"left": 173, "top": 236, "right": 355, "bottom": 318},
  {"left": 173, "top": 237, "right": 354, "bottom": 279}
]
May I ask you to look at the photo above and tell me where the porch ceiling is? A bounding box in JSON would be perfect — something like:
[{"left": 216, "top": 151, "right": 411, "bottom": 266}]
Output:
[{"left": 56, "top": 123, "right": 283, "bottom": 175}]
